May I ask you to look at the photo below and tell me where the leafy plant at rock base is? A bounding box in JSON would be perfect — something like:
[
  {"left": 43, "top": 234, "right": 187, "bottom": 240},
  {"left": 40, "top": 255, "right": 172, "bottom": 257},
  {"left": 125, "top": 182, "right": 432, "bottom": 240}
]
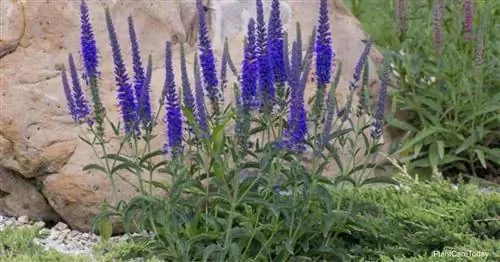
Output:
[{"left": 349, "top": 0, "right": 500, "bottom": 182}]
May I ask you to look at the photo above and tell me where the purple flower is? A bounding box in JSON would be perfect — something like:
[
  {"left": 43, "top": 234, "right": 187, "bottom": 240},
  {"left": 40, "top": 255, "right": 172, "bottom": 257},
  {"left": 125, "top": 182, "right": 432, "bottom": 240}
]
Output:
[
  {"left": 349, "top": 39, "right": 372, "bottom": 91},
  {"left": 79, "top": 0, "right": 99, "bottom": 82},
  {"left": 256, "top": 0, "right": 275, "bottom": 112},
  {"left": 194, "top": 55, "right": 209, "bottom": 136},
  {"left": 282, "top": 40, "right": 308, "bottom": 152},
  {"left": 79, "top": 0, "right": 103, "bottom": 131},
  {"left": 196, "top": 0, "right": 220, "bottom": 113},
  {"left": 315, "top": 0, "right": 332, "bottom": 85},
  {"left": 61, "top": 67, "right": 77, "bottom": 122},
  {"left": 163, "top": 42, "right": 183, "bottom": 156},
  {"left": 371, "top": 59, "right": 390, "bottom": 140},
  {"left": 105, "top": 8, "right": 138, "bottom": 135},
  {"left": 464, "top": 0, "right": 473, "bottom": 42},
  {"left": 267, "top": 0, "right": 287, "bottom": 85},
  {"left": 396, "top": 0, "right": 407, "bottom": 35},
  {"left": 240, "top": 18, "right": 260, "bottom": 111},
  {"left": 128, "top": 16, "right": 150, "bottom": 128},
  {"left": 68, "top": 53, "right": 91, "bottom": 123},
  {"left": 433, "top": 0, "right": 443, "bottom": 52}
]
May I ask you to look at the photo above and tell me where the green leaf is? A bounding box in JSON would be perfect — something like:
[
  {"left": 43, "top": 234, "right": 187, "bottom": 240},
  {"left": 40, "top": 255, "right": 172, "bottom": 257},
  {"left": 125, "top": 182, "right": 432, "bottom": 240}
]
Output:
[
  {"left": 474, "top": 149, "right": 487, "bottom": 169},
  {"left": 455, "top": 134, "right": 476, "bottom": 154},
  {"left": 98, "top": 203, "right": 113, "bottom": 243},
  {"left": 103, "top": 154, "right": 130, "bottom": 164},
  {"left": 144, "top": 180, "right": 171, "bottom": 192},
  {"left": 139, "top": 150, "right": 164, "bottom": 166},
  {"left": 360, "top": 176, "right": 399, "bottom": 187},
  {"left": 398, "top": 128, "right": 438, "bottom": 155},
  {"left": 436, "top": 140, "right": 445, "bottom": 160},
  {"left": 111, "top": 162, "right": 137, "bottom": 174},
  {"left": 82, "top": 164, "right": 108, "bottom": 175},
  {"left": 78, "top": 135, "right": 93, "bottom": 146},
  {"left": 428, "top": 141, "right": 439, "bottom": 168},
  {"left": 386, "top": 115, "right": 416, "bottom": 131}
]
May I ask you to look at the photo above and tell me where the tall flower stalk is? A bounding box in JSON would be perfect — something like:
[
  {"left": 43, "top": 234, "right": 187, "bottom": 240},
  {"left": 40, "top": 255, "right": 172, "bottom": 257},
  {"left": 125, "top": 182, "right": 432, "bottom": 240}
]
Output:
[
  {"left": 256, "top": 0, "right": 275, "bottom": 113},
  {"left": 396, "top": 0, "right": 407, "bottom": 37},
  {"left": 79, "top": 0, "right": 104, "bottom": 135},
  {"left": 237, "top": 18, "right": 259, "bottom": 148},
  {"left": 105, "top": 8, "right": 138, "bottom": 135},
  {"left": 196, "top": 0, "right": 220, "bottom": 117},
  {"left": 268, "top": 0, "right": 286, "bottom": 85},
  {"left": 312, "top": 0, "right": 333, "bottom": 123},
  {"left": 61, "top": 66, "right": 77, "bottom": 122},
  {"left": 68, "top": 53, "right": 91, "bottom": 124},
  {"left": 128, "top": 16, "right": 151, "bottom": 129},
  {"left": 371, "top": 59, "right": 390, "bottom": 141},
  {"left": 180, "top": 43, "right": 197, "bottom": 135},
  {"left": 433, "top": 0, "right": 443, "bottom": 53},
  {"left": 194, "top": 55, "right": 209, "bottom": 137},
  {"left": 463, "top": 0, "right": 473, "bottom": 42},
  {"left": 163, "top": 42, "right": 184, "bottom": 157}
]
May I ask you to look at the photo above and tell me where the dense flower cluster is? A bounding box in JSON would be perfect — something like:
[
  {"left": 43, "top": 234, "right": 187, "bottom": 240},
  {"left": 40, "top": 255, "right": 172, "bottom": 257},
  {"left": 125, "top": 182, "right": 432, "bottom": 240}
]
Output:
[
  {"left": 79, "top": 0, "right": 99, "bottom": 81},
  {"left": 267, "top": 0, "right": 286, "bottom": 85},
  {"left": 105, "top": 8, "right": 138, "bottom": 135},
  {"left": 196, "top": 0, "right": 220, "bottom": 113},
  {"left": 433, "top": 0, "right": 443, "bottom": 52},
  {"left": 371, "top": 60, "right": 390, "bottom": 140},
  {"left": 256, "top": 0, "right": 275, "bottom": 112},
  {"left": 163, "top": 42, "right": 183, "bottom": 156},
  {"left": 463, "top": 0, "right": 473, "bottom": 42},
  {"left": 62, "top": 0, "right": 393, "bottom": 159},
  {"left": 128, "top": 16, "right": 151, "bottom": 128},
  {"left": 315, "top": 0, "right": 332, "bottom": 86},
  {"left": 240, "top": 19, "right": 260, "bottom": 111},
  {"left": 194, "top": 56, "right": 209, "bottom": 136},
  {"left": 67, "top": 53, "right": 91, "bottom": 124}
]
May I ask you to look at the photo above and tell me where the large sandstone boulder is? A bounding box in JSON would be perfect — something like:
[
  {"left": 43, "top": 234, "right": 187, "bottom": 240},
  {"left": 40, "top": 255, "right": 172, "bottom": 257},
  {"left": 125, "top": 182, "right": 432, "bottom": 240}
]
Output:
[{"left": 0, "top": 0, "right": 387, "bottom": 232}]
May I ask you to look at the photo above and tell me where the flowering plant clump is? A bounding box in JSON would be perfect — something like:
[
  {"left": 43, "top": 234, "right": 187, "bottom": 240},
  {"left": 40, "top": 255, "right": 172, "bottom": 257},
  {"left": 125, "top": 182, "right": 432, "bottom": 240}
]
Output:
[
  {"left": 59, "top": 1, "right": 402, "bottom": 260},
  {"left": 362, "top": 0, "right": 500, "bottom": 182}
]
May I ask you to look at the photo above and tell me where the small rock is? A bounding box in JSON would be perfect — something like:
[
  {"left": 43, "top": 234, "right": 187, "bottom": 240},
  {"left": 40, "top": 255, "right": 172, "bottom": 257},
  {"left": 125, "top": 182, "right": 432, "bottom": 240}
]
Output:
[
  {"left": 34, "top": 220, "right": 46, "bottom": 228},
  {"left": 18, "top": 215, "right": 29, "bottom": 224},
  {"left": 53, "top": 222, "right": 68, "bottom": 231}
]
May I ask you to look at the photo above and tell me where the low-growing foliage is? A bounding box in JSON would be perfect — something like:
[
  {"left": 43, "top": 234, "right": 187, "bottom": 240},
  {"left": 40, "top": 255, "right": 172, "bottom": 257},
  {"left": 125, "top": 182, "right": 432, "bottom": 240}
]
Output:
[{"left": 349, "top": 0, "right": 500, "bottom": 181}]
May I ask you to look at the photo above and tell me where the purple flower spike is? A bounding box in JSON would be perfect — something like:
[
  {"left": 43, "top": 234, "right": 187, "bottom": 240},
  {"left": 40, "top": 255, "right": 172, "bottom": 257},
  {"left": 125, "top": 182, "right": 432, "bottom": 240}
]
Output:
[
  {"left": 68, "top": 53, "right": 91, "bottom": 123},
  {"left": 61, "top": 67, "right": 77, "bottom": 122},
  {"left": 396, "top": 0, "right": 407, "bottom": 35},
  {"left": 282, "top": 40, "right": 308, "bottom": 152},
  {"left": 196, "top": 0, "right": 220, "bottom": 113},
  {"left": 79, "top": 0, "right": 99, "bottom": 82},
  {"left": 267, "top": 0, "right": 287, "bottom": 85},
  {"left": 315, "top": 0, "right": 332, "bottom": 85},
  {"left": 256, "top": 0, "right": 275, "bottom": 111},
  {"left": 240, "top": 18, "right": 260, "bottom": 111},
  {"left": 163, "top": 42, "right": 184, "bottom": 156},
  {"left": 349, "top": 39, "right": 372, "bottom": 91},
  {"left": 464, "top": 0, "right": 473, "bottom": 42},
  {"left": 105, "top": 8, "right": 138, "bottom": 135},
  {"left": 371, "top": 60, "right": 390, "bottom": 140},
  {"left": 128, "top": 16, "right": 150, "bottom": 128},
  {"left": 194, "top": 55, "right": 209, "bottom": 136},
  {"left": 433, "top": 0, "right": 443, "bottom": 52}
]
